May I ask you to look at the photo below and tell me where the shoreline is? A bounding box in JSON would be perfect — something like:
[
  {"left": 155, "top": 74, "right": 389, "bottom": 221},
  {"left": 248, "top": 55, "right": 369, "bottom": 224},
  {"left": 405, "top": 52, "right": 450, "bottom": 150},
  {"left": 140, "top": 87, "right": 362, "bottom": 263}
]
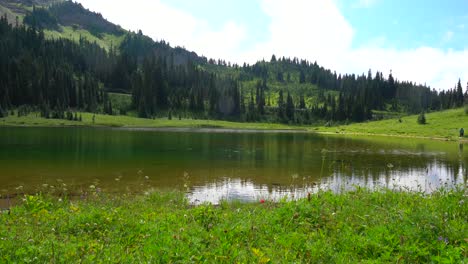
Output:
[{"left": 1, "top": 122, "right": 467, "bottom": 142}]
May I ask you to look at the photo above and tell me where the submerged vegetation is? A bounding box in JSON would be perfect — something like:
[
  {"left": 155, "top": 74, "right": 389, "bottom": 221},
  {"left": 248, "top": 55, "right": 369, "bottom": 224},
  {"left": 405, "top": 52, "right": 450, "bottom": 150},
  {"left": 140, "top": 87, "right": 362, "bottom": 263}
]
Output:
[{"left": 0, "top": 188, "right": 466, "bottom": 262}]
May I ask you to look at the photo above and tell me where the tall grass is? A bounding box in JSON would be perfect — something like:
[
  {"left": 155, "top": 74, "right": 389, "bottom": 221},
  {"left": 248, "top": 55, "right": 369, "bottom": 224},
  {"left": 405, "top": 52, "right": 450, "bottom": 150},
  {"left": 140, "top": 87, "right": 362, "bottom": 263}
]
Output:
[{"left": 0, "top": 188, "right": 466, "bottom": 262}]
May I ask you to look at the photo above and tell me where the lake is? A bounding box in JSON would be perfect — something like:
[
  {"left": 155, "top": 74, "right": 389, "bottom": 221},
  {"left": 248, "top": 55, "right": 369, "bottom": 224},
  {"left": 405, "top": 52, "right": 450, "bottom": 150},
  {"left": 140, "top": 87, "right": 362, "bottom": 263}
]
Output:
[{"left": 0, "top": 127, "right": 466, "bottom": 204}]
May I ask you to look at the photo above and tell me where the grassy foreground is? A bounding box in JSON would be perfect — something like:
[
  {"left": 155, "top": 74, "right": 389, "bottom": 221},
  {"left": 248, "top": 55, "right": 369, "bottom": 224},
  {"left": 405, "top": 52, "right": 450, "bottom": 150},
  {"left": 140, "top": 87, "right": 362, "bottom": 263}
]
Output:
[{"left": 0, "top": 189, "right": 466, "bottom": 263}]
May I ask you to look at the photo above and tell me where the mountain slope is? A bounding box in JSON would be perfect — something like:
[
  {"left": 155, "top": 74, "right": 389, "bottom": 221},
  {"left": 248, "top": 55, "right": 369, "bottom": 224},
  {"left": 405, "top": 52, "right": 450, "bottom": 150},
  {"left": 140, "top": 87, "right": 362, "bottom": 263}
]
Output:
[
  {"left": 0, "top": 0, "right": 465, "bottom": 126},
  {"left": 0, "top": 0, "right": 126, "bottom": 49}
]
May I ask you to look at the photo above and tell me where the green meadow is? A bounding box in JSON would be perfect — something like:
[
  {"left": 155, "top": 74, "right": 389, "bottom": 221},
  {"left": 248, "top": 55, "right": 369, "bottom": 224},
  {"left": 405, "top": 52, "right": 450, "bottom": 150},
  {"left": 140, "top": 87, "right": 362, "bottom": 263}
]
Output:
[
  {"left": 0, "top": 188, "right": 466, "bottom": 263},
  {"left": 316, "top": 108, "right": 467, "bottom": 140},
  {"left": 1, "top": 108, "right": 467, "bottom": 141}
]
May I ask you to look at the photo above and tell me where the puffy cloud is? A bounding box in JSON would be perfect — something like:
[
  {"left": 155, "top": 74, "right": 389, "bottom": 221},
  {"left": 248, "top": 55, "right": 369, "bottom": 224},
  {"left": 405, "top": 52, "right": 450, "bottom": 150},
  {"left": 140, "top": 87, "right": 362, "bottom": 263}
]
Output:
[
  {"left": 239, "top": 0, "right": 354, "bottom": 67},
  {"left": 75, "top": 0, "right": 247, "bottom": 62},
  {"left": 344, "top": 47, "right": 468, "bottom": 89},
  {"left": 75, "top": 0, "right": 468, "bottom": 90},
  {"left": 244, "top": 0, "right": 468, "bottom": 90}
]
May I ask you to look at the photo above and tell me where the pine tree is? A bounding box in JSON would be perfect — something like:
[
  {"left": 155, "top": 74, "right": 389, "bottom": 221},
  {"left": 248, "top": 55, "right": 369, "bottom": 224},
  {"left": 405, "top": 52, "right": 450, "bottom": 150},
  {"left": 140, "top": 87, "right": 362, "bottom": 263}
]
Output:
[
  {"left": 255, "top": 80, "right": 265, "bottom": 115},
  {"left": 286, "top": 92, "right": 295, "bottom": 121},
  {"left": 299, "top": 95, "right": 306, "bottom": 109},
  {"left": 248, "top": 91, "right": 256, "bottom": 121},
  {"left": 417, "top": 111, "right": 426, "bottom": 125},
  {"left": 299, "top": 70, "right": 306, "bottom": 84},
  {"left": 456, "top": 79, "right": 464, "bottom": 107},
  {"left": 277, "top": 90, "right": 285, "bottom": 122}
]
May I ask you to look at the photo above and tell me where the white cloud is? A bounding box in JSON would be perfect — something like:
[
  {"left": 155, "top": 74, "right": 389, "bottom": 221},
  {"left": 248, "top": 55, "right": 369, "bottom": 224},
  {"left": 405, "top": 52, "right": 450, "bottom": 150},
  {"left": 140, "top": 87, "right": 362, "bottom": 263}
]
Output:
[
  {"left": 75, "top": 0, "right": 468, "bottom": 90},
  {"left": 238, "top": 0, "right": 354, "bottom": 68},
  {"left": 242, "top": 0, "right": 468, "bottom": 90},
  {"left": 344, "top": 47, "right": 468, "bottom": 89},
  {"left": 74, "top": 0, "right": 247, "bottom": 62}
]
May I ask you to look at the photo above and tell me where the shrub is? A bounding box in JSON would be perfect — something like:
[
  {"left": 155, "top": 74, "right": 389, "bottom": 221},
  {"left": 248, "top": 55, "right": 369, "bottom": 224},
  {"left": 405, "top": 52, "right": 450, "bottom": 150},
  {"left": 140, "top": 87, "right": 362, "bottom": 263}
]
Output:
[{"left": 417, "top": 112, "right": 426, "bottom": 125}]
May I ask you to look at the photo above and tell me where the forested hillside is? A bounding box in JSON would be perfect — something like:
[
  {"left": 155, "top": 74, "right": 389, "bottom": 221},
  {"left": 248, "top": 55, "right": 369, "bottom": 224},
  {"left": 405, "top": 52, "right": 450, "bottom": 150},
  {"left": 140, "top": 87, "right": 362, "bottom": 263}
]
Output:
[{"left": 1, "top": 0, "right": 467, "bottom": 125}]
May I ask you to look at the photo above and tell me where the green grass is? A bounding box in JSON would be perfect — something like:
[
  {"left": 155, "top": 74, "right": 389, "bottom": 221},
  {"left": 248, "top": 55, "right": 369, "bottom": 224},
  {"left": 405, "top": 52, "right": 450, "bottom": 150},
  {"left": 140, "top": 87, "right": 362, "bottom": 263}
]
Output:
[
  {"left": 44, "top": 26, "right": 125, "bottom": 51},
  {"left": 0, "top": 188, "right": 465, "bottom": 262},
  {"left": 0, "top": 112, "right": 306, "bottom": 130},
  {"left": 108, "top": 92, "right": 132, "bottom": 113},
  {"left": 2, "top": 108, "right": 467, "bottom": 141},
  {"left": 317, "top": 108, "right": 468, "bottom": 141}
]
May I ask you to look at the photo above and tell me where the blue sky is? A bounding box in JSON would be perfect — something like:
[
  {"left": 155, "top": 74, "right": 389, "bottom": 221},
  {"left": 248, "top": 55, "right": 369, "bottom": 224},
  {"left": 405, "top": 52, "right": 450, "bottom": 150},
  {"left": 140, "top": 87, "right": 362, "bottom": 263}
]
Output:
[
  {"left": 77, "top": 0, "right": 467, "bottom": 90},
  {"left": 339, "top": 0, "right": 468, "bottom": 51},
  {"left": 158, "top": 0, "right": 468, "bottom": 52}
]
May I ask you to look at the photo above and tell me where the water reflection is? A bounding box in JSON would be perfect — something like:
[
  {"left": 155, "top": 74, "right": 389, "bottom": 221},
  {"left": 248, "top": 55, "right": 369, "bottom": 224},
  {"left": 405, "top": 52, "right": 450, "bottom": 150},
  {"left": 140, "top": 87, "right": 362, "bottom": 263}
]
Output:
[
  {"left": 0, "top": 127, "right": 466, "bottom": 204},
  {"left": 188, "top": 159, "right": 465, "bottom": 204}
]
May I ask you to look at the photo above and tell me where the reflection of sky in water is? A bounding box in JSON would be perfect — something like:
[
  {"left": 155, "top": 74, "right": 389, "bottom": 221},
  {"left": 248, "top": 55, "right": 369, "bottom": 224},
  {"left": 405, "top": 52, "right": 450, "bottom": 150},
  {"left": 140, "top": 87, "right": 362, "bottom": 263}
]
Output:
[
  {"left": 1, "top": 128, "right": 466, "bottom": 203},
  {"left": 189, "top": 160, "right": 466, "bottom": 204}
]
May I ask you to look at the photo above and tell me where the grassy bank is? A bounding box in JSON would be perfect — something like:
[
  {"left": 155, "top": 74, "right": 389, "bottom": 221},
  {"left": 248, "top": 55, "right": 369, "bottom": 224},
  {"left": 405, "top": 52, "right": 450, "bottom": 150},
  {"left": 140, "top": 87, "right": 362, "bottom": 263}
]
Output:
[
  {"left": 0, "top": 112, "right": 306, "bottom": 130},
  {"left": 0, "top": 189, "right": 466, "bottom": 262},
  {"left": 317, "top": 108, "right": 467, "bottom": 141},
  {"left": 1, "top": 108, "right": 467, "bottom": 141}
]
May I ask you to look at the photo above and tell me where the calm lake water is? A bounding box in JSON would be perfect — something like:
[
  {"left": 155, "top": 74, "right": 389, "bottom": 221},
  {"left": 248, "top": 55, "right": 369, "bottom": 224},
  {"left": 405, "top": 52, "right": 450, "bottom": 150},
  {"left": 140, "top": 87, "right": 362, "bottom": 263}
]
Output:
[{"left": 0, "top": 127, "right": 466, "bottom": 203}]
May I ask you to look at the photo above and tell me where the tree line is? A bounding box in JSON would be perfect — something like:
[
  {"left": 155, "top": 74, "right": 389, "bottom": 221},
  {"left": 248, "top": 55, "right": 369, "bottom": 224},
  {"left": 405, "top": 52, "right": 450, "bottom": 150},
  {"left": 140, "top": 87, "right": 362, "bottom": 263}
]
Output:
[{"left": 1, "top": 13, "right": 467, "bottom": 124}]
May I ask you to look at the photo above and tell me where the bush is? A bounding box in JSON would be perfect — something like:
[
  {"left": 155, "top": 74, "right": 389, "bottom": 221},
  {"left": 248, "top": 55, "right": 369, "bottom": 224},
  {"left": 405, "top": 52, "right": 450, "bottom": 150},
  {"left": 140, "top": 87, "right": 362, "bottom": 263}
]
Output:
[{"left": 417, "top": 112, "right": 426, "bottom": 125}]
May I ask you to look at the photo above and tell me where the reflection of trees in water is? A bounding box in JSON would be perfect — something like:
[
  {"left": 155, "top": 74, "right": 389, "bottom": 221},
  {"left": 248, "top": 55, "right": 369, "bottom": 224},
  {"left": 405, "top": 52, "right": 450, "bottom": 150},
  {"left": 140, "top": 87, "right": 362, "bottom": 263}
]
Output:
[{"left": 1, "top": 128, "right": 466, "bottom": 197}]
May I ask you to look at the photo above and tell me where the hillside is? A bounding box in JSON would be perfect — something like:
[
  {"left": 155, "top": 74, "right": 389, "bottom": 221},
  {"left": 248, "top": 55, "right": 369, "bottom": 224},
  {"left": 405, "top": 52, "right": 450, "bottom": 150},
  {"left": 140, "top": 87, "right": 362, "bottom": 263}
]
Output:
[
  {"left": 0, "top": 0, "right": 61, "bottom": 24},
  {"left": 0, "top": 0, "right": 466, "bottom": 127},
  {"left": 317, "top": 108, "right": 467, "bottom": 141},
  {"left": 0, "top": 0, "right": 125, "bottom": 49}
]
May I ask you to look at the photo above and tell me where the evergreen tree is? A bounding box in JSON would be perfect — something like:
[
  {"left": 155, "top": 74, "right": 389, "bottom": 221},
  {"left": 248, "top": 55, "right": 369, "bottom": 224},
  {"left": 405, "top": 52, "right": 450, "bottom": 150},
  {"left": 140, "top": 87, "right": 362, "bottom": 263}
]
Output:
[
  {"left": 286, "top": 92, "right": 295, "bottom": 121},
  {"left": 299, "top": 95, "right": 306, "bottom": 109},
  {"left": 417, "top": 112, "right": 426, "bottom": 125},
  {"left": 456, "top": 79, "right": 464, "bottom": 107},
  {"left": 255, "top": 80, "right": 265, "bottom": 115},
  {"left": 299, "top": 70, "right": 306, "bottom": 84},
  {"left": 277, "top": 90, "right": 285, "bottom": 122}
]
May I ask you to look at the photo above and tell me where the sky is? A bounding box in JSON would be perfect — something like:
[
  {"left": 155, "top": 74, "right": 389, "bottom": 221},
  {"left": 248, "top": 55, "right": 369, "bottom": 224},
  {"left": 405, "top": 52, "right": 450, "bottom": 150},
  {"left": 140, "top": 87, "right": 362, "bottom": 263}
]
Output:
[{"left": 75, "top": 0, "right": 468, "bottom": 90}]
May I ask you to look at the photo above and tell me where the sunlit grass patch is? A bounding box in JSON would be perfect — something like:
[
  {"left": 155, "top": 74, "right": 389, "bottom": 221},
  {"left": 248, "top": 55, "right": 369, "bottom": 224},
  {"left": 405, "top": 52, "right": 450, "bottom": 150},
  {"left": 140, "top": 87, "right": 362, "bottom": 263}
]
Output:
[{"left": 0, "top": 188, "right": 466, "bottom": 262}]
